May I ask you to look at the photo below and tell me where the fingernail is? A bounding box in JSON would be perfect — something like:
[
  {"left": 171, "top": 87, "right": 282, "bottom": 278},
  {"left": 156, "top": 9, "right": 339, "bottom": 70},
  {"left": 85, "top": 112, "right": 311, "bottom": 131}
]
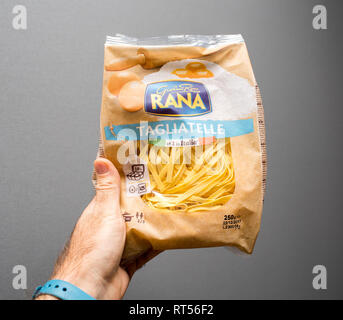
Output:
[{"left": 95, "top": 160, "right": 109, "bottom": 174}]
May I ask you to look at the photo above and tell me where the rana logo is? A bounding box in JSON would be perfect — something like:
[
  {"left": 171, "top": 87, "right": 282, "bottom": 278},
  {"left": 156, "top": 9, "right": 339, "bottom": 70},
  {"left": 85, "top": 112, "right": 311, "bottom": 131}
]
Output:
[{"left": 144, "top": 80, "right": 212, "bottom": 117}]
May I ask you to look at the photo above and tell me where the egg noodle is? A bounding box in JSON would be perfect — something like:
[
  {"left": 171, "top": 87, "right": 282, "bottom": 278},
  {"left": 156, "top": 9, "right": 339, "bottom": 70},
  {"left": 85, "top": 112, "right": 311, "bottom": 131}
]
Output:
[{"left": 138, "top": 138, "right": 235, "bottom": 212}]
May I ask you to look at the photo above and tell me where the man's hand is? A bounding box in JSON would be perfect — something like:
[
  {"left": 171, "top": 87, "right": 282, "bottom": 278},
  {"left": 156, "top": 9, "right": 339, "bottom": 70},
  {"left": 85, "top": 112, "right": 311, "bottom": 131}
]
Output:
[{"left": 37, "top": 158, "right": 129, "bottom": 300}]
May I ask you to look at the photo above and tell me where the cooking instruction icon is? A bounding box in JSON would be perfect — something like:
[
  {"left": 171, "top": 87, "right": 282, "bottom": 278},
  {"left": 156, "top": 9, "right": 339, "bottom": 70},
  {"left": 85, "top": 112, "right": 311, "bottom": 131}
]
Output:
[{"left": 126, "top": 164, "right": 145, "bottom": 181}]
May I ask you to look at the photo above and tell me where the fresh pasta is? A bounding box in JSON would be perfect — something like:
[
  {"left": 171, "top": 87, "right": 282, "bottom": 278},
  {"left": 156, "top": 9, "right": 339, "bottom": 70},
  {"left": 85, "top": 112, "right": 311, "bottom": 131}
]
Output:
[{"left": 140, "top": 138, "right": 235, "bottom": 212}]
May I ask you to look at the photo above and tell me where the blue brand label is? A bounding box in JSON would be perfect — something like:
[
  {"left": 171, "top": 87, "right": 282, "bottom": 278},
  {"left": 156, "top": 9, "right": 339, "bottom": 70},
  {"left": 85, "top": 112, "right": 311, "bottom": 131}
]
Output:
[
  {"left": 144, "top": 80, "right": 212, "bottom": 117},
  {"left": 104, "top": 119, "right": 254, "bottom": 141}
]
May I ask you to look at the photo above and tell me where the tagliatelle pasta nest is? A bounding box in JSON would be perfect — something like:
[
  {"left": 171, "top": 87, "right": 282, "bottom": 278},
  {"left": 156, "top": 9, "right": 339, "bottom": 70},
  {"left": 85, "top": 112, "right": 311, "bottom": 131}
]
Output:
[{"left": 139, "top": 138, "right": 235, "bottom": 212}]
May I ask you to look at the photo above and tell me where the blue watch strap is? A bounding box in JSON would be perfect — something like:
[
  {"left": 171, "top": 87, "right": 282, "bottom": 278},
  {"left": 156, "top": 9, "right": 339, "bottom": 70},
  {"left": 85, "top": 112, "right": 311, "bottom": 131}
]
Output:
[{"left": 33, "top": 279, "right": 96, "bottom": 300}]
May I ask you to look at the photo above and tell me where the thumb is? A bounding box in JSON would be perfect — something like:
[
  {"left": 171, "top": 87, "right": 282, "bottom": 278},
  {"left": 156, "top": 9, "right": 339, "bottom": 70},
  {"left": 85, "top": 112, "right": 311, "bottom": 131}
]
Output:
[{"left": 94, "top": 158, "right": 121, "bottom": 214}]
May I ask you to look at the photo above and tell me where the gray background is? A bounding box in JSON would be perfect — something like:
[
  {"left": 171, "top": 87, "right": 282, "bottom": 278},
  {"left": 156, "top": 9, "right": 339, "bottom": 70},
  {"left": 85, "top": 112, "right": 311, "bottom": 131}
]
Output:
[{"left": 0, "top": 0, "right": 342, "bottom": 300}]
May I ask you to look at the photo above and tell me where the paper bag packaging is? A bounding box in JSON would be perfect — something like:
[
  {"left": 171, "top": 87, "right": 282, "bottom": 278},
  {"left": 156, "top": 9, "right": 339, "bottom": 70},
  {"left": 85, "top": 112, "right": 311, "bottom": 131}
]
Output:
[{"left": 94, "top": 34, "right": 267, "bottom": 268}]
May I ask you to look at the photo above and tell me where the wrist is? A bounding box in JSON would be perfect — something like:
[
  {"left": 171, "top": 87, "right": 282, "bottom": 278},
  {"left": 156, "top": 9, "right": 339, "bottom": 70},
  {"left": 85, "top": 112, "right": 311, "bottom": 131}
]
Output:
[
  {"left": 35, "top": 294, "right": 59, "bottom": 300},
  {"left": 52, "top": 268, "right": 119, "bottom": 300},
  {"left": 51, "top": 275, "right": 103, "bottom": 300}
]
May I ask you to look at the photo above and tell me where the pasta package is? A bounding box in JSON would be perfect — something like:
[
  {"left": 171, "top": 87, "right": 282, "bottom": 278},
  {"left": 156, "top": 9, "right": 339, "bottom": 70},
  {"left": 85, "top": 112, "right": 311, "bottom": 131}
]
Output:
[{"left": 95, "top": 34, "right": 267, "bottom": 268}]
